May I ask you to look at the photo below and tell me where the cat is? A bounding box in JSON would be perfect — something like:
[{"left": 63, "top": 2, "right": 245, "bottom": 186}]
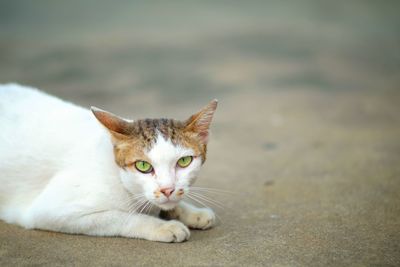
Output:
[{"left": 0, "top": 83, "right": 218, "bottom": 242}]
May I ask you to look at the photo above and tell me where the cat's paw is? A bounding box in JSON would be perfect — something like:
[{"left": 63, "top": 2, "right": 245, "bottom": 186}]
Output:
[
  {"left": 152, "top": 220, "right": 190, "bottom": 243},
  {"left": 183, "top": 208, "right": 216, "bottom": 230}
]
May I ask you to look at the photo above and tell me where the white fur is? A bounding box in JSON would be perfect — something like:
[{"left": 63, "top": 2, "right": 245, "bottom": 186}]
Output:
[
  {"left": 121, "top": 133, "right": 203, "bottom": 211},
  {"left": 0, "top": 84, "right": 215, "bottom": 242}
]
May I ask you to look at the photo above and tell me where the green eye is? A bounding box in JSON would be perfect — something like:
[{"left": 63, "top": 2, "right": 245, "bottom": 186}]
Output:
[
  {"left": 135, "top": 161, "right": 153, "bottom": 173},
  {"left": 177, "top": 156, "right": 193, "bottom": 168}
]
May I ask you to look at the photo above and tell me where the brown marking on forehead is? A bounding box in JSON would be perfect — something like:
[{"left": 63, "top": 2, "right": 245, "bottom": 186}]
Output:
[
  {"left": 92, "top": 101, "right": 217, "bottom": 168},
  {"left": 112, "top": 118, "right": 207, "bottom": 168},
  {"left": 129, "top": 118, "right": 183, "bottom": 145},
  {"left": 168, "top": 126, "right": 208, "bottom": 162},
  {"left": 112, "top": 136, "right": 149, "bottom": 168}
]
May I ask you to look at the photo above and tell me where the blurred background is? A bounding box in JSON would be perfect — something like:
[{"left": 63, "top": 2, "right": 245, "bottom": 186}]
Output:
[
  {"left": 1, "top": 1, "right": 399, "bottom": 266},
  {"left": 1, "top": 1, "right": 399, "bottom": 108}
]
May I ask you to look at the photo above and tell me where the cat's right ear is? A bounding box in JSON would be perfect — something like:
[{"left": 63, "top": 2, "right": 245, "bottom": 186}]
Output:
[
  {"left": 184, "top": 99, "right": 218, "bottom": 144},
  {"left": 91, "top": 107, "right": 131, "bottom": 137}
]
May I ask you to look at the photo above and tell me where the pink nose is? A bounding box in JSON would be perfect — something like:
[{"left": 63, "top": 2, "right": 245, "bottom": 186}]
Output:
[{"left": 160, "top": 188, "right": 175, "bottom": 198}]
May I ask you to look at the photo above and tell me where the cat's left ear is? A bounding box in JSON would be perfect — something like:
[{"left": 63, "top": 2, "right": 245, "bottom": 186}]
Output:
[
  {"left": 184, "top": 99, "right": 218, "bottom": 144},
  {"left": 91, "top": 107, "right": 132, "bottom": 138}
]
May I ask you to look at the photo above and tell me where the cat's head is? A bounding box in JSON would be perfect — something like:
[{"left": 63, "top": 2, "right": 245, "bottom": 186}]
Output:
[{"left": 91, "top": 100, "right": 217, "bottom": 210}]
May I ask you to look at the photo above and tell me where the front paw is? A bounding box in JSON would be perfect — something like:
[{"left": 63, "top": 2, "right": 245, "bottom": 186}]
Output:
[
  {"left": 184, "top": 208, "right": 216, "bottom": 230},
  {"left": 151, "top": 220, "right": 190, "bottom": 243}
]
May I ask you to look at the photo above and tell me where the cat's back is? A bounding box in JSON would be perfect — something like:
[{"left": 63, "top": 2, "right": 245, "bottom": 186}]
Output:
[
  {"left": 0, "top": 84, "right": 111, "bottom": 220},
  {"left": 0, "top": 83, "right": 100, "bottom": 170},
  {"left": 0, "top": 83, "right": 85, "bottom": 123},
  {"left": 0, "top": 83, "right": 43, "bottom": 101}
]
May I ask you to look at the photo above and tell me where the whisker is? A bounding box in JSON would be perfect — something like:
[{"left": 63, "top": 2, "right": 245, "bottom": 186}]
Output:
[
  {"left": 123, "top": 193, "right": 145, "bottom": 209},
  {"left": 128, "top": 198, "right": 147, "bottom": 214},
  {"left": 126, "top": 196, "right": 144, "bottom": 207},
  {"left": 124, "top": 197, "right": 147, "bottom": 224},
  {"left": 142, "top": 201, "right": 151, "bottom": 214},
  {"left": 185, "top": 194, "right": 208, "bottom": 208},
  {"left": 139, "top": 200, "right": 150, "bottom": 214},
  {"left": 190, "top": 187, "right": 235, "bottom": 195},
  {"left": 145, "top": 202, "right": 154, "bottom": 215},
  {"left": 128, "top": 194, "right": 146, "bottom": 202},
  {"left": 189, "top": 192, "right": 225, "bottom": 209},
  {"left": 134, "top": 201, "right": 146, "bottom": 214}
]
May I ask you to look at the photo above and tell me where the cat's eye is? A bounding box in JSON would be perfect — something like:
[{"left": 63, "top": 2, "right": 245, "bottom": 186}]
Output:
[
  {"left": 135, "top": 161, "right": 153, "bottom": 173},
  {"left": 177, "top": 156, "right": 193, "bottom": 168}
]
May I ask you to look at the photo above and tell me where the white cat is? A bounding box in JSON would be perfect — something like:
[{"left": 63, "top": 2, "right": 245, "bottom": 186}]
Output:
[{"left": 0, "top": 83, "right": 218, "bottom": 242}]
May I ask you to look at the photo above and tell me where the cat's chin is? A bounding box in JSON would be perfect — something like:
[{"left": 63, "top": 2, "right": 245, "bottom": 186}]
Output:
[{"left": 156, "top": 200, "right": 180, "bottom": 211}]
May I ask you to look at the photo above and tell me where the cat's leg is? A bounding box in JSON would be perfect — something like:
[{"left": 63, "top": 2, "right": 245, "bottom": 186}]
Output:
[
  {"left": 24, "top": 206, "right": 190, "bottom": 242},
  {"left": 20, "top": 172, "right": 190, "bottom": 242},
  {"left": 163, "top": 201, "right": 216, "bottom": 230}
]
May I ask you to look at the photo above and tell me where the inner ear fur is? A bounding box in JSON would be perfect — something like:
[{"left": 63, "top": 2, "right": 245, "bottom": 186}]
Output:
[
  {"left": 91, "top": 106, "right": 132, "bottom": 137},
  {"left": 184, "top": 99, "right": 218, "bottom": 144}
]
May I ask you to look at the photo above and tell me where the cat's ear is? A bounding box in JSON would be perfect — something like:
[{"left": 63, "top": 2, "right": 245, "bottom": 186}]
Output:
[
  {"left": 91, "top": 107, "right": 131, "bottom": 137},
  {"left": 184, "top": 99, "right": 218, "bottom": 144}
]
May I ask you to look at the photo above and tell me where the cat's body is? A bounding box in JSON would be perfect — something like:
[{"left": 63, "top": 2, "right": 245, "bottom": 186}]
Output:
[{"left": 0, "top": 84, "right": 217, "bottom": 242}]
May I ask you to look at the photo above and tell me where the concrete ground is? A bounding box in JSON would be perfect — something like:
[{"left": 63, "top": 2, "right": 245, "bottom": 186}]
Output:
[{"left": 1, "top": 1, "right": 400, "bottom": 266}]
